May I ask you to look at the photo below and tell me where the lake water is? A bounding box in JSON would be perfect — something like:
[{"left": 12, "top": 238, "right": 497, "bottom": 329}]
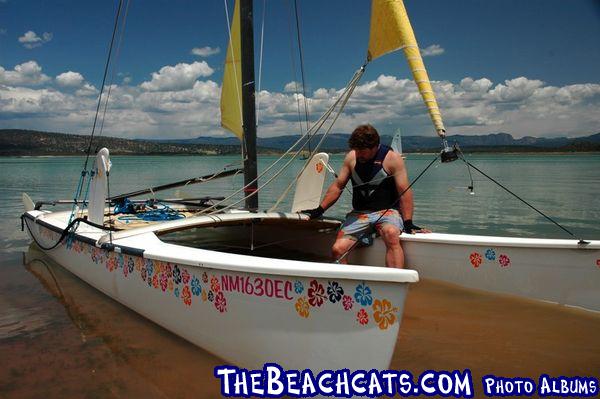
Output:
[{"left": 1, "top": 153, "right": 599, "bottom": 397}]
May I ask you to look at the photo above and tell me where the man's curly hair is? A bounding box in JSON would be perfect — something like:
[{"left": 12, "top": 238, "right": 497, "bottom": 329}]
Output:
[{"left": 348, "top": 124, "right": 380, "bottom": 149}]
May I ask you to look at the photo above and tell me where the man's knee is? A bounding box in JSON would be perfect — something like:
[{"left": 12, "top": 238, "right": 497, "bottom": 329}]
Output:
[
  {"left": 332, "top": 239, "right": 354, "bottom": 257},
  {"left": 379, "top": 225, "right": 401, "bottom": 246}
]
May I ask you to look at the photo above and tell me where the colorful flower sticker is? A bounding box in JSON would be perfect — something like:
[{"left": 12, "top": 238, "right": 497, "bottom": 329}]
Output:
[
  {"left": 152, "top": 274, "right": 159, "bottom": 289},
  {"left": 596, "top": 259, "right": 600, "bottom": 268},
  {"left": 485, "top": 249, "right": 496, "bottom": 261},
  {"left": 181, "top": 269, "right": 191, "bottom": 285},
  {"left": 191, "top": 276, "right": 201, "bottom": 296},
  {"left": 173, "top": 265, "right": 182, "bottom": 284},
  {"left": 470, "top": 252, "right": 483, "bottom": 268},
  {"left": 208, "top": 291, "right": 214, "bottom": 302},
  {"left": 168, "top": 279, "right": 174, "bottom": 292},
  {"left": 294, "top": 280, "right": 304, "bottom": 294},
  {"left": 354, "top": 282, "right": 373, "bottom": 306},
  {"left": 182, "top": 286, "right": 192, "bottom": 306},
  {"left": 214, "top": 291, "right": 227, "bottom": 313},
  {"left": 373, "top": 299, "right": 398, "bottom": 330},
  {"left": 174, "top": 287, "right": 180, "bottom": 298},
  {"left": 295, "top": 297, "right": 310, "bottom": 318},
  {"left": 342, "top": 295, "right": 353, "bottom": 311},
  {"left": 498, "top": 254, "right": 511, "bottom": 267},
  {"left": 202, "top": 272, "right": 209, "bottom": 283},
  {"left": 308, "top": 280, "right": 326, "bottom": 307},
  {"left": 210, "top": 276, "right": 220, "bottom": 293},
  {"left": 327, "top": 281, "right": 344, "bottom": 303},
  {"left": 145, "top": 259, "right": 154, "bottom": 277},
  {"left": 357, "top": 309, "right": 369, "bottom": 325},
  {"left": 201, "top": 290, "right": 207, "bottom": 302},
  {"left": 160, "top": 273, "right": 168, "bottom": 292}
]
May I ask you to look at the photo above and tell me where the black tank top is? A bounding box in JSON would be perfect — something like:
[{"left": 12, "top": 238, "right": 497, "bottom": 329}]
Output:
[{"left": 350, "top": 145, "right": 398, "bottom": 211}]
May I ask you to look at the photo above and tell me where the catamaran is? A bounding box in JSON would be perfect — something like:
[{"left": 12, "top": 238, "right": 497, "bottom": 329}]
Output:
[{"left": 21, "top": 0, "right": 599, "bottom": 373}]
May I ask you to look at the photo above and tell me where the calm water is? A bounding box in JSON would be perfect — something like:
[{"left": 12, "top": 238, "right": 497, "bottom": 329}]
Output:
[{"left": 1, "top": 153, "right": 599, "bottom": 398}]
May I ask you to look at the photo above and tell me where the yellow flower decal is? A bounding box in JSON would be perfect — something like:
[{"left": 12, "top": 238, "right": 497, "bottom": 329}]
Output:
[
  {"left": 372, "top": 299, "right": 398, "bottom": 330},
  {"left": 295, "top": 297, "right": 310, "bottom": 318},
  {"left": 201, "top": 290, "right": 207, "bottom": 302}
]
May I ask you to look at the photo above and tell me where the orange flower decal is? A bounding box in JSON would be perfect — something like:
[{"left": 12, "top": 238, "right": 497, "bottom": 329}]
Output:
[
  {"left": 315, "top": 162, "right": 324, "bottom": 174},
  {"left": 295, "top": 297, "right": 310, "bottom": 318},
  {"left": 372, "top": 299, "right": 398, "bottom": 330},
  {"left": 182, "top": 285, "right": 192, "bottom": 306},
  {"left": 201, "top": 290, "right": 207, "bottom": 302}
]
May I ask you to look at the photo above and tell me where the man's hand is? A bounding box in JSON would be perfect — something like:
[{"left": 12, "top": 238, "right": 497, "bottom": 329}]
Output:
[
  {"left": 300, "top": 206, "right": 324, "bottom": 220},
  {"left": 403, "top": 219, "right": 430, "bottom": 234}
]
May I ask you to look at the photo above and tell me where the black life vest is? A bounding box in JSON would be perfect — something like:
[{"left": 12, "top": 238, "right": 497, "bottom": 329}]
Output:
[{"left": 350, "top": 145, "right": 398, "bottom": 211}]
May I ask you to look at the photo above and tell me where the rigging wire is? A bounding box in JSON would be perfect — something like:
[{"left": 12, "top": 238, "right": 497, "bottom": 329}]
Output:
[
  {"left": 293, "top": 0, "right": 311, "bottom": 137},
  {"left": 286, "top": 0, "right": 305, "bottom": 139},
  {"left": 256, "top": 0, "right": 266, "bottom": 126}
]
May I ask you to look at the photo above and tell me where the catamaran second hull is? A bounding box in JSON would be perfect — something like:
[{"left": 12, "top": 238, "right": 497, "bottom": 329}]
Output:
[{"left": 22, "top": 209, "right": 418, "bottom": 371}]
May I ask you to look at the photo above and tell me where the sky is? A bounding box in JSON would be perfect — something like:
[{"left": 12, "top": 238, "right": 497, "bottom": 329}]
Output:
[{"left": 1, "top": 0, "right": 599, "bottom": 140}]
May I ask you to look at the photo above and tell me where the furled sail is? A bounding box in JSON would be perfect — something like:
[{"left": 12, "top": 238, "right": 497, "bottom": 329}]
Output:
[
  {"left": 221, "top": 0, "right": 243, "bottom": 139},
  {"left": 368, "top": 0, "right": 446, "bottom": 136}
]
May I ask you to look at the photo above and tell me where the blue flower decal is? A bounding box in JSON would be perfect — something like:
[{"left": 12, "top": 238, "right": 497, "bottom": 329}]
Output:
[
  {"left": 354, "top": 282, "right": 373, "bottom": 306},
  {"left": 145, "top": 259, "right": 153, "bottom": 277},
  {"left": 173, "top": 265, "right": 182, "bottom": 284},
  {"left": 117, "top": 254, "right": 124, "bottom": 269},
  {"left": 191, "top": 276, "right": 201, "bottom": 296},
  {"left": 294, "top": 280, "right": 304, "bottom": 294},
  {"left": 485, "top": 249, "right": 496, "bottom": 261},
  {"left": 327, "top": 281, "right": 344, "bottom": 303},
  {"left": 174, "top": 287, "right": 180, "bottom": 298}
]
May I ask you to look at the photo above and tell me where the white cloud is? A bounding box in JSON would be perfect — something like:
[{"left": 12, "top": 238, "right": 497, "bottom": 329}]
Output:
[
  {"left": 2, "top": 60, "right": 598, "bottom": 140},
  {"left": 284, "top": 81, "right": 304, "bottom": 93},
  {"left": 56, "top": 71, "right": 85, "bottom": 87},
  {"left": 18, "top": 30, "right": 53, "bottom": 49},
  {"left": 191, "top": 46, "right": 220, "bottom": 57},
  {"left": 0, "top": 61, "right": 50, "bottom": 85},
  {"left": 421, "top": 44, "right": 444, "bottom": 57},
  {"left": 140, "top": 61, "right": 214, "bottom": 92}
]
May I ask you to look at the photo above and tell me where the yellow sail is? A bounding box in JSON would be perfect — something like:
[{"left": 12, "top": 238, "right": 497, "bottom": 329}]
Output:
[
  {"left": 220, "top": 0, "right": 243, "bottom": 139},
  {"left": 368, "top": 0, "right": 446, "bottom": 136}
]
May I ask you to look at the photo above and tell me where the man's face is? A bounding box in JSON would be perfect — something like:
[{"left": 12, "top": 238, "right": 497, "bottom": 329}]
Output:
[{"left": 354, "top": 146, "right": 379, "bottom": 163}]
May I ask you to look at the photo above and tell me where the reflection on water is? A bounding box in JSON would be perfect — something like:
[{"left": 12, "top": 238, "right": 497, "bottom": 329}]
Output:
[{"left": 0, "top": 246, "right": 598, "bottom": 398}]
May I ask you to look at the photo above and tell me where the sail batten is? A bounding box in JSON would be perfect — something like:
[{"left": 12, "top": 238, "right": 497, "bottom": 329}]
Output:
[
  {"left": 221, "top": 0, "right": 243, "bottom": 139},
  {"left": 368, "top": 0, "right": 446, "bottom": 136}
]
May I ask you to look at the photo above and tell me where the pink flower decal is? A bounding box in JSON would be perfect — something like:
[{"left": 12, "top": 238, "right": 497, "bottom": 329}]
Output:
[
  {"left": 182, "top": 285, "right": 192, "bottom": 306},
  {"left": 596, "top": 259, "right": 600, "bottom": 268},
  {"left": 307, "top": 280, "right": 326, "bottom": 307},
  {"left": 214, "top": 291, "right": 227, "bottom": 313},
  {"left": 357, "top": 309, "right": 369, "bottom": 325},
  {"left": 210, "top": 276, "right": 221, "bottom": 293},
  {"left": 152, "top": 274, "right": 159, "bottom": 289},
  {"left": 181, "top": 269, "right": 191, "bottom": 285},
  {"left": 342, "top": 295, "right": 353, "bottom": 311},
  {"left": 498, "top": 254, "right": 511, "bottom": 267},
  {"left": 469, "top": 252, "right": 482, "bottom": 268},
  {"left": 160, "top": 273, "right": 168, "bottom": 292}
]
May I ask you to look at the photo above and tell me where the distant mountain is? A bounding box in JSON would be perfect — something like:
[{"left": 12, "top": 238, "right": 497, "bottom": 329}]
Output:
[
  {"left": 166, "top": 132, "right": 600, "bottom": 153},
  {"left": 1, "top": 129, "right": 599, "bottom": 156}
]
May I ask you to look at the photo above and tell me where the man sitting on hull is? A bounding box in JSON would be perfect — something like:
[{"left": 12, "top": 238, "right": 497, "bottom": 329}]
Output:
[{"left": 301, "top": 124, "right": 425, "bottom": 268}]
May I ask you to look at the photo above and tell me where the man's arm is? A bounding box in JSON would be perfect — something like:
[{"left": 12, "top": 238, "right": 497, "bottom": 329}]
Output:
[
  {"left": 320, "top": 152, "right": 352, "bottom": 210},
  {"left": 388, "top": 152, "right": 413, "bottom": 221}
]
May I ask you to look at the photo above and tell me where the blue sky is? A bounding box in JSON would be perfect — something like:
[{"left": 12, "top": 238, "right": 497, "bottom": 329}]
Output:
[{"left": 1, "top": 0, "right": 599, "bottom": 139}]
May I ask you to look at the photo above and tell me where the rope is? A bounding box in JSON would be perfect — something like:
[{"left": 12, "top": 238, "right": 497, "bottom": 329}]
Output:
[
  {"left": 335, "top": 153, "right": 440, "bottom": 263},
  {"left": 22, "top": 216, "right": 113, "bottom": 251},
  {"left": 116, "top": 202, "right": 185, "bottom": 222}
]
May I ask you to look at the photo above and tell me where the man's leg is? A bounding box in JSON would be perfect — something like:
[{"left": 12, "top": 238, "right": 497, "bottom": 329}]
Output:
[
  {"left": 378, "top": 224, "right": 404, "bottom": 268},
  {"left": 331, "top": 236, "right": 358, "bottom": 264}
]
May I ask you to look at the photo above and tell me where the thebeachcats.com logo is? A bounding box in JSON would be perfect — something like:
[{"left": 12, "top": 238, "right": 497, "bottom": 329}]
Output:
[{"left": 214, "top": 364, "right": 599, "bottom": 398}]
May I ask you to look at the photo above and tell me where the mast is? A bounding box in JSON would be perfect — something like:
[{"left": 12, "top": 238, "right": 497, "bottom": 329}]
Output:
[{"left": 240, "top": 0, "right": 258, "bottom": 211}]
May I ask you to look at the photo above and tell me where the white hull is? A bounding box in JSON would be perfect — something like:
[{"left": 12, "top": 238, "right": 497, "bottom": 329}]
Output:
[
  {"left": 23, "top": 210, "right": 417, "bottom": 370},
  {"left": 350, "top": 233, "right": 600, "bottom": 312}
]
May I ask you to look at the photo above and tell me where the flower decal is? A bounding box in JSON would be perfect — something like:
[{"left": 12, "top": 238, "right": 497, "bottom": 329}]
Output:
[
  {"left": 168, "top": 279, "right": 174, "bottom": 292},
  {"left": 485, "top": 249, "right": 496, "bottom": 261},
  {"left": 152, "top": 274, "right": 159, "bottom": 289},
  {"left": 294, "top": 280, "right": 304, "bottom": 294},
  {"left": 164, "top": 263, "right": 173, "bottom": 278},
  {"left": 208, "top": 291, "right": 214, "bottom": 302},
  {"left": 354, "top": 282, "right": 373, "bottom": 306},
  {"left": 202, "top": 272, "right": 208, "bottom": 283},
  {"left": 127, "top": 257, "right": 134, "bottom": 274},
  {"left": 141, "top": 266, "right": 147, "bottom": 282},
  {"left": 295, "top": 297, "right": 310, "bottom": 318},
  {"left": 596, "top": 259, "right": 600, "bottom": 268},
  {"left": 145, "top": 259, "right": 154, "bottom": 277},
  {"left": 373, "top": 299, "right": 398, "bottom": 330},
  {"left": 201, "top": 290, "right": 207, "bottom": 302},
  {"left": 469, "top": 252, "right": 483, "bottom": 268},
  {"left": 182, "top": 285, "right": 192, "bottom": 306},
  {"left": 173, "top": 265, "right": 182, "bottom": 284},
  {"left": 174, "top": 287, "right": 180, "bottom": 298},
  {"left": 327, "top": 281, "right": 344, "bottom": 303},
  {"left": 160, "top": 273, "right": 168, "bottom": 292},
  {"left": 498, "top": 254, "right": 511, "bottom": 267},
  {"left": 307, "top": 280, "right": 326, "bottom": 307},
  {"left": 214, "top": 292, "right": 227, "bottom": 313},
  {"left": 210, "top": 276, "right": 220, "bottom": 293},
  {"left": 181, "top": 269, "right": 191, "bottom": 285},
  {"left": 342, "top": 295, "right": 353, "bottom": 311},
  {"left": 357, "top": 309, "right": 369, "bottom": 325},
  {"left": 191, "top": 276, "right": 201, "bottom": 296}
]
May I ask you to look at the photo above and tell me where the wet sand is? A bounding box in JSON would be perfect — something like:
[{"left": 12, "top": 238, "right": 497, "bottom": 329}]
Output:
[{"left": 0, "top": 250, "right": 599, "bottom": 398}]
